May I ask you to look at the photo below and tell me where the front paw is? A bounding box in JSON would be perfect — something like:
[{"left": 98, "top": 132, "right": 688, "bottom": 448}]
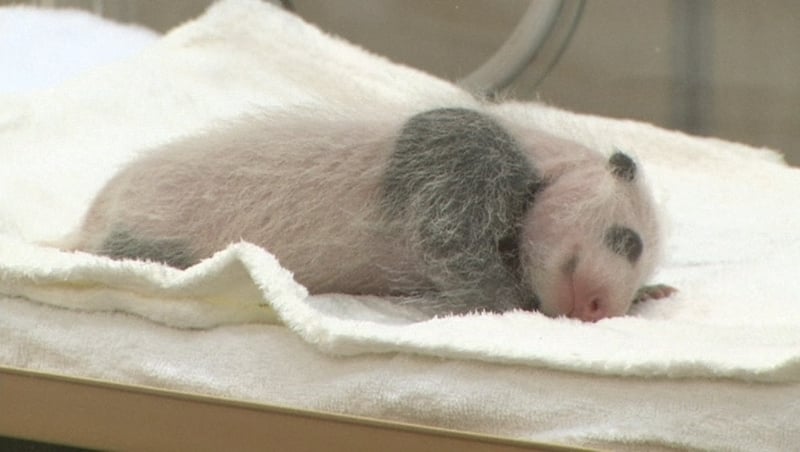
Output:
[{"left": 633, "top": 284, "right": 678, "bottom": 304}]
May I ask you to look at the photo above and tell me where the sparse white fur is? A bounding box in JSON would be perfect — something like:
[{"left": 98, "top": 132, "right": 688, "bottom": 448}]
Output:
[
  {"left": 66, "top": 103, "right": 662, "bottom": 320},
  {"left": 488, "top": 103, "right": 662, "bottom": 318}
]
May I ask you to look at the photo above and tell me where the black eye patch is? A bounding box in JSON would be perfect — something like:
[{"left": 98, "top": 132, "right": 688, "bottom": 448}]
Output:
[
  {"left": 604, "top": 225, "right": 643, "bottom": 264},
  {"left": 608, "top": 151, "right": 637, "bottom": 182}
]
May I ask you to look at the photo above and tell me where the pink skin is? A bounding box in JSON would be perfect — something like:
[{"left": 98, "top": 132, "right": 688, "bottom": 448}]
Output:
[
  {"left": 568, "top": 273, "right": 609, "bottom": 321},
  {"left": 543, "top": 245, "right": 628, "bottom": 322},
  {"left": 538, "top": 244, "right": 675, "bottom": 322},
  {"left": 486, "top": 102, "right": 671, "bottom": 321},
  {"left": 66, "top": 104, "right": 672, "bottom": 321},
  {"left": 634, "top": 284, "right": 678, "bottom": 303},
  {"left": 517, "top": 156, "right": 662, "bottom": 322},
  {"left": 527, "top": 238, "right": 642, "bottom": 321}
]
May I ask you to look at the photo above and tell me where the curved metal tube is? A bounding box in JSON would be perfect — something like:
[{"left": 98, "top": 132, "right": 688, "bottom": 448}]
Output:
[{"left": 458, "top": 0, "right": 563, "bottom": 95}]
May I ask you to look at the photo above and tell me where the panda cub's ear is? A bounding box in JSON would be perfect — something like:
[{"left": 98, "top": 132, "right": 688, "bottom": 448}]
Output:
[{"left": 608, "top": 150, "right": 637, "bottom": 182}]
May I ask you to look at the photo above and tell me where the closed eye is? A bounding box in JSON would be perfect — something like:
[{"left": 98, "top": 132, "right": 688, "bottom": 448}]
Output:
[{"left": 604, "top": 226, "right": 643, "bottom": 264}]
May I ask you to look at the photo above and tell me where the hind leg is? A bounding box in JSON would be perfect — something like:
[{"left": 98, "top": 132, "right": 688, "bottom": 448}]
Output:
[{"left": 97, "top": 228, "right": 198, "bottom": 269}]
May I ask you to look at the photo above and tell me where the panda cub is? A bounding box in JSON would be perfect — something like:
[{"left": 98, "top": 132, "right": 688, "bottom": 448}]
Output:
[{"left": 66, "top": 105, "right": 672, "bottom": 321}]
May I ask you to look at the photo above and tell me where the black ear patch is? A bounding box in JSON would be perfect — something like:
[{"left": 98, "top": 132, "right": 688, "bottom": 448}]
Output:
[
  {"left": 604, "top": 225, "right": 643, "bottom": 264},
  {"left": 608, "top": 151, "right": 637, "bottom": 182}
]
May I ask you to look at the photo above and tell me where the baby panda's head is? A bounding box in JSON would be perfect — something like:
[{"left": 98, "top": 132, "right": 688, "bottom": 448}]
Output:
[{"left": 519, "top": 150, "right": 661, "bottom": 321}]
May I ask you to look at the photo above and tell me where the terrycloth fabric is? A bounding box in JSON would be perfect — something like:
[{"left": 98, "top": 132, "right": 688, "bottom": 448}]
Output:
[
  {"left": 0, "top": 6, "right": 158, "bottom": 95},
  {"left": 1, "top": 2, "right": 799, "bottom": 450}
]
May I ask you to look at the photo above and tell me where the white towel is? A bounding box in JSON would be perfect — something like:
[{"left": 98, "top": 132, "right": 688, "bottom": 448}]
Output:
[
  {"left": 0, "top": 6, "right": 157, "bottom": 95},
  {"left": 1, "top": 2, "right": 799, "bottom": 450},
  {"left": 2, "top": 0, "right": 798, "bottom": 382}
]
